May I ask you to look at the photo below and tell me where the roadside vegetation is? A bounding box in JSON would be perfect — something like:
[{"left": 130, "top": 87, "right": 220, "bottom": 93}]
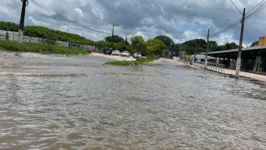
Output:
[
  {"left": 0, "top": 21, "right": 94, "bottom": 45},
  {"left": 104, "top": 56, "right": 158, "bottom": 66},
  {"left": 0, "top": 40, "right": 89, "bottom": 55},
  {"left": 104, "top": 35, "right": 167, "bottom": 66},
  {"left": 0, "top": 21, "right": 260, "bottom": 56}
]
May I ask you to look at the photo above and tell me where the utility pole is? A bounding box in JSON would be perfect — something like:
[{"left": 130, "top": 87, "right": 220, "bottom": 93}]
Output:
[
  {"left": 111, "top": 24, "right": 119, "bottom": 49},
  {"left": 19, "top": 0, "right": 29, "bottom": 43},
  {"left": 204, "top": 28, "right": 210, "bottom": 69},
  {"left": 112, "top": 24, "right": 119, "bottom": 37},
  {"left": 235, "top": 8, "right": 246, "bottom": 78},
  {"left": 125, "top": 34, "right": 128, "bottom": 42}
]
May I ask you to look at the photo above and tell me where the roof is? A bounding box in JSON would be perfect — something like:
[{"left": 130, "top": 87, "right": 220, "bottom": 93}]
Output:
[
  {"left": 204, "top": 46, "right": 266, "bottom": 55},
  {"left": 193, "top": 54, "right": 215, "bottom": 59}
]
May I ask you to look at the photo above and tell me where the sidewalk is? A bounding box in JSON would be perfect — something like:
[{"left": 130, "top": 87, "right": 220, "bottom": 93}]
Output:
[
  {"left": 193, "top": 63, "right": 266, "bottom": 82},
  {"left": 151, "top": 58, "right": 186, "bottom": 66}
]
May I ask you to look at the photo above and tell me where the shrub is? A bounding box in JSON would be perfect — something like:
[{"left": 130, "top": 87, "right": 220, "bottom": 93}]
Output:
[{"left": 5, "top": 32, "right": 9, "bottom": 40}]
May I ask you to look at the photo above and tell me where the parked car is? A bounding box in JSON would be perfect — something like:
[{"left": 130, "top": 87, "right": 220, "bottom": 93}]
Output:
[
  {"left": 111, "top": 50, "right": 121, "bottom": 56},
  {"left": 121, "top": 51, "right": 130, "bottom": 57},
  {"left": 133, "top": 52, "right": 142, "bottom": 58},
  {"left": 106, "top": 50, "right": 112, "bottom": 55},
  {"left": 104, "top": 48, "right": 112, "bottom": 55},
  {"left": 83, "top": 48, "right": 92, "bottom": 53}
]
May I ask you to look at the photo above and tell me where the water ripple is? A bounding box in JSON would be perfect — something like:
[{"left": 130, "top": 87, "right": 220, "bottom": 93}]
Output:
[{"left": 0, "top": 54, "right": 265, "bottom": 150}]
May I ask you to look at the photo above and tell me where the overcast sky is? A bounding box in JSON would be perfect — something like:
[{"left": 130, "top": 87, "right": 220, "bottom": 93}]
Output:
[{"left": 1, "top": 0, "right": 266, "bottom": 46}]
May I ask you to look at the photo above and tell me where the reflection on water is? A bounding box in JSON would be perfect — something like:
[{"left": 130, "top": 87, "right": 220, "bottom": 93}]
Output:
[{"left": 0, "top": 52, "right": 266, "bottom": 150}]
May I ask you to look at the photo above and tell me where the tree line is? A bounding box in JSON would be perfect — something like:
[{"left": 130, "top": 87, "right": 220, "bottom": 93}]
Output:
[
  {"left": 0, "top": 21, "right": 258, "bottom": 56},
  {"left": 180, "top": 39, "right": 240, "bottom": 54}
]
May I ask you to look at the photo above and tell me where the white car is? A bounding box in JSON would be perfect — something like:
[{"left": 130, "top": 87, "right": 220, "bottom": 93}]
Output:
[
  {"left": 133, "top": 52, "right": 142, "bottom": 58},
  {"left": 121, "top": 51, "right": 130, "bottom": 57},
  {"left": 111, "top": 50, "right": 120, "bottom": 56}
]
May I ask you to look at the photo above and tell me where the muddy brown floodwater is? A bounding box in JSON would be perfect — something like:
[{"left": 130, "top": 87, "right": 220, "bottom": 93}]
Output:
[{"left": 0, "top": 52, "right": 266, "bottom": 150}]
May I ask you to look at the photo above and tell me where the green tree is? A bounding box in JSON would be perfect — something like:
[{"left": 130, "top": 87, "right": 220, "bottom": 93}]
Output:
[
  {"left": 173, "top": 44, "right": 180, "bottom": 52},
  {"left": 181, "top": 39, "right": 207, "bottom": 54},
  {"left": 105, "top": 35, "right": 124, "bottom": 43},
  {"left": 131, "top": 35, "right": 147, "bottom": 55},
  {"left": 146, "top": 39, "right": 166, "bottom": 55},
  {"left": 214, "top": 42, "right": 238, "bottom": 51},
  {"left": 250, "top": 41, "right": 258, "bottom": 47},
  {"left": 113, "top": 41, "right": 132, "bottom": 52},
  {"left": 23, "top": 26, "right": 95, "bottom": 45},
  {"left": 95, "top": 41, "right": 112, "bottom": 47},
  {"left": 0, "top": 21, "right": 19, "bottom": 31},
  {"left": 155, "top": 35, "right": 174, "bottom": 48},
  {"left": 225, "top": 42, "right": 238, "bottom": 49},
  {"left": 216, "top": 45, "right": 227, "bottom": 51},
  {"left": 209, "top": 41, "right": 218, "bottom": 51}
]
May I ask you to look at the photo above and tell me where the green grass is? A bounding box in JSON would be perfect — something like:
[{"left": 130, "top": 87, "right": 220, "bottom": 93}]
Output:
[
  {"left": 104, "top": 56, "right": 159, "bottom": 66},
  {"left": 0, "top": 40, "right": 89, "bottom": 55}
]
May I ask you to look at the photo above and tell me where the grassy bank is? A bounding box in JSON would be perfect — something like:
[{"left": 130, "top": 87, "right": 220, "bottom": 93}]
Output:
[
  {"left": 104, "top": 56, "right": 158, "bottom": 66},
  {"left": 0, "top": 40, "right": 89, "bottom": 55}
]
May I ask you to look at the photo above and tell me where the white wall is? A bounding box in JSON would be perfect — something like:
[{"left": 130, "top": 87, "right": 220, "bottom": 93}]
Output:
[{"left": 0, "top": 30, "right": 101, "bottom": 51}]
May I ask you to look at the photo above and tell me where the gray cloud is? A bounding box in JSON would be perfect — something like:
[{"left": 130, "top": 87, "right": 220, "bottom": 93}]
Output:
[{"left": 1, "top": 0, "right": 265, "bottom": 46}]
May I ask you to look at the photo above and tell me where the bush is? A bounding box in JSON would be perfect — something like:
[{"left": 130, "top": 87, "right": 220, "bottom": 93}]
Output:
[
  {"left": 0, "top": 40, "right": 89, "bottom": 55},
  {"left": 5, "top": 32, "right": 9, "bottom": 40}
]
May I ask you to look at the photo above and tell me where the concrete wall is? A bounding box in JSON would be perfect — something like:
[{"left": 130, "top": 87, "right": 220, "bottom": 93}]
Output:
[
  {"left": 55, "top": 41, "right": 69, "bottom": 47},
  {"left": 0, "top": 30, "right": 102, "bottom": 52},
  {"left": 0, "top": 30, "right": 20, "bottom": 41}
]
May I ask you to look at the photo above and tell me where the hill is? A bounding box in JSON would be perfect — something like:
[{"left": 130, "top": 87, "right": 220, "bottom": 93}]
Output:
[{"left": 0, "top": 21, "right": 94, "bottom": 45}]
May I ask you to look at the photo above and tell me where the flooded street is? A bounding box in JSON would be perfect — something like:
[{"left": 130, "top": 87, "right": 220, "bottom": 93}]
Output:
[{"left": 0, "top": 52, "right": 266, "bottom": 150}]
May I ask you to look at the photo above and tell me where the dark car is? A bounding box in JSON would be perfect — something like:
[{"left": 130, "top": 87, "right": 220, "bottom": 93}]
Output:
[{"left": 104, "top": 48, "right": 112, "bottom": 55}]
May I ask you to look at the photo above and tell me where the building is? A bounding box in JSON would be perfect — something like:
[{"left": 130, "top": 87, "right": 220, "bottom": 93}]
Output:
[
  {"left": 192, "top": 54, "right": 215, "bottom": 64},
  {"left": 206, "top": 46, "right": 266, "bottom": 73},
  {"left": 259, "top": 36, "right": 266, "bottom": 46},
  {"left": 162, "top": 49, "right": 179, "bottom": 59}
]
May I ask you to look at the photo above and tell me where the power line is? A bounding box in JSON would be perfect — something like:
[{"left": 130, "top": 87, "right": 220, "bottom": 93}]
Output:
[
  {"left": 210, "top": 19, "right": 241, "bottom": 37},
  {"left": 210, "top": 26, "right": 217, "bottom": 34},
  {"left": 247, "top": 1, "right": 266, "bottom": 15},
  {"left": 246, "top": 0, "right": 265, "bottom": 15},
  {"left": 229, "top": 0, "right": 242, "bottom": 15},
  {"left": 73, "top": 1, "right": 111, "bottom": 25},
  {"left": 31, "top": 0, "right": 110, "bottom": 35},
  {"left": 32, "top": 1, "right": 71, "bottom": 22},
  {"left": 190, "top": 0, "right": 241, "bottom": 38},
  {"left": 211, "top": 0, "right": 266, "bottom": 37},
  {"left": 195, "top": 20, "right": 207, "bottom": 32},
  {"left": 32, "top": 0, "right": 78, "bottom": 24},
  {"left": 245, "top": 1, "right": 266, "bottom": 19}
]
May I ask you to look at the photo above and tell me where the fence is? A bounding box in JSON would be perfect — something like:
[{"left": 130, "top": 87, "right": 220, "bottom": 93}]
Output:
[
  {"left": 0, "top": 30, "right": 103, "bottom": 52},
  {"left": 193, "top": 62, "right": 225, "bottom": 73}
]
